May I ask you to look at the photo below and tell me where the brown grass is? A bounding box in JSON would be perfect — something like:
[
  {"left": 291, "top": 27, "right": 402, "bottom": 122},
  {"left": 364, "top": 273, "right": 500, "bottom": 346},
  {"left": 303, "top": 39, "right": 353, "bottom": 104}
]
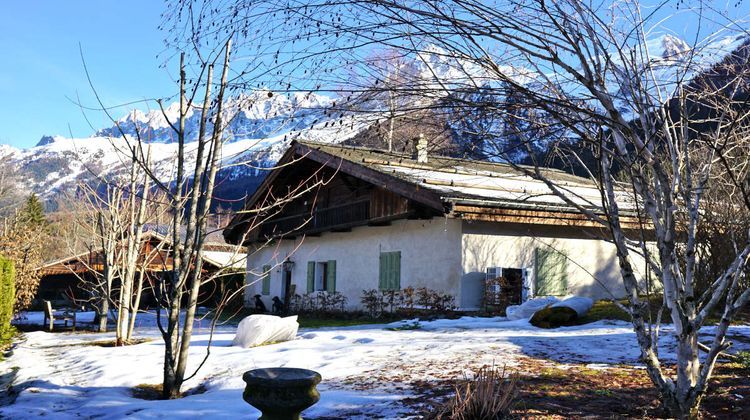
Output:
[
  {"left": 131, "top": 382, "right": 208, "bottom": 400},
  {"left": 80, "top": 338, "right": 153, "bottom": 347},
  {"left": 430, "top": 366, "right": 518, "bottom": 420},
  {"left": 512, "top": 357, "right": 750, "bottom": 418}
]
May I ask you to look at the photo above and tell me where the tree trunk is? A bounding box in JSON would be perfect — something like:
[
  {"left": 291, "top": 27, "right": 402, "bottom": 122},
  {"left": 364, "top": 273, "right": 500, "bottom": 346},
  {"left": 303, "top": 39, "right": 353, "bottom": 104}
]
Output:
[
  {"left": 116, "top": 275, "right": 133, "bottom": 346},
  {"left": 659, "top": 331, "right": 702, "bottom": 419},
  {"left": 662, "top": 388, "right": 701, "bottom": 420},
  {"left": 162, "top": 346, "right": 180, "bottom": 399},
  {"left": 127, "top": 269, "right": 146, "bottom": 340},
  {"left": 98, "top": 294, "right": 109, "bottom": 332}
]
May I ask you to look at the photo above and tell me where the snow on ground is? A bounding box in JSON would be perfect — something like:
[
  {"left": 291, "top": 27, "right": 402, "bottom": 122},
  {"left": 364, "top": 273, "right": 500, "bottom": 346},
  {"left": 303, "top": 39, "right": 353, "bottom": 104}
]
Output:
[{"left": 2, "top": 313, "right": 750, "bottom": 419}]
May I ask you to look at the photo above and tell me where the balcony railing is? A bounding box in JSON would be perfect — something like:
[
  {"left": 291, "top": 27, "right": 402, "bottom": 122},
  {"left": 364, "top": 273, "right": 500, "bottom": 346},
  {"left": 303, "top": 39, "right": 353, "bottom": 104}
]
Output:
[{"left": 260, "top": 200, "right": 370, "bottom": 238}]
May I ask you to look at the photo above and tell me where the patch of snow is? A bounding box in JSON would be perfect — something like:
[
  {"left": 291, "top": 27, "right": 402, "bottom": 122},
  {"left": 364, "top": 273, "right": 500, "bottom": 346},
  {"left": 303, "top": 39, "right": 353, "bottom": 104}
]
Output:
[{"left": 4, "top": 311, "right": 748, "bottom": 418}]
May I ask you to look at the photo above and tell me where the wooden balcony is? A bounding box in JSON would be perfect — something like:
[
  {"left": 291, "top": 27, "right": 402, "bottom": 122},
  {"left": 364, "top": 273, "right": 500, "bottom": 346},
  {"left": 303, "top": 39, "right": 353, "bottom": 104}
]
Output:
[{"left": 260, "top": 199, "right": 371, "bottom": 238}]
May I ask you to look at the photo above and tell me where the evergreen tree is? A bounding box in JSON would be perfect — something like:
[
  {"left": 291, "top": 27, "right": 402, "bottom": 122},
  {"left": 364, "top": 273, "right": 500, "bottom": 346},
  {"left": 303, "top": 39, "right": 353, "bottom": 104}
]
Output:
[{"left": 18, "top": 194, "right": 48, "bottom": 229}]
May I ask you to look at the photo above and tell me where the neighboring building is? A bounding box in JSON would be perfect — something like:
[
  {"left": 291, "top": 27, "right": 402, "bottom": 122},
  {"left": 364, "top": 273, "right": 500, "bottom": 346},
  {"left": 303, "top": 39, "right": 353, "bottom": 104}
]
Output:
[
  {"left": 37, "top": 229, "right": 245, "bottom": 308},
  {"left": 224, "top": 140, "right": 646, "bottom": 311}
]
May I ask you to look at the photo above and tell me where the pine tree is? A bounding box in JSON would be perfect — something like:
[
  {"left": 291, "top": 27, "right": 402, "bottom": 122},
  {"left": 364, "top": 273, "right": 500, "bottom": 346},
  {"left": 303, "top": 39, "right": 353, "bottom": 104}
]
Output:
[{"left": 18, "top": 194, "right": 48, "bottom": 229}]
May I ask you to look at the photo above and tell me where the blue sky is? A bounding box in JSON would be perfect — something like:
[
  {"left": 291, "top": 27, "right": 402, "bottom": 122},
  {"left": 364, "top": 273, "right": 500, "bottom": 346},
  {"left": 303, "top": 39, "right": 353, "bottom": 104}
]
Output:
[
  {"left": 1, "top": 1, "right": 748, "bottom": 149},
  {"left": 0, "top": 0, "right": 174, "bottom": 148}
]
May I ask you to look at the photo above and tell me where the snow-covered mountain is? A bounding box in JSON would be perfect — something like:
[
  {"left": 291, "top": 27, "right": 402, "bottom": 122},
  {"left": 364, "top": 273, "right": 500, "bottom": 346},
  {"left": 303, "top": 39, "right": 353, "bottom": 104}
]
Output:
[
  {"left": 95, "top": 90, "right": 337, "bottom": 144},
  {"left": 2, "top": 34, "right": 746, "bottom": 209},
  {"left": 1, "top": 90, "right": 376, "bottom": 207}
]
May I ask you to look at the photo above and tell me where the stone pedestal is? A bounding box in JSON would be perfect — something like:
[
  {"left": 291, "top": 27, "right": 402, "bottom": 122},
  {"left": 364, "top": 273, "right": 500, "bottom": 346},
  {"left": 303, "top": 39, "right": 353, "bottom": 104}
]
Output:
[{"left": 242, "top": 367, "right": 322, "bottom": 420}]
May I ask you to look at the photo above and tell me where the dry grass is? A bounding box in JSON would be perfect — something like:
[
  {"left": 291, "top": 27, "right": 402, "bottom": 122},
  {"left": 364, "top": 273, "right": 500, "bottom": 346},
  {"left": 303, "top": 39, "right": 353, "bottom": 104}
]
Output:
[
  {"left": 430, "top": 365, "right": 518, "bottom": 420},
  {"left": 80, "top": 338, "right": 153, "bottom": 347},
  {"left": 131, "top": 382, "right": 208, "bottom": 400}
]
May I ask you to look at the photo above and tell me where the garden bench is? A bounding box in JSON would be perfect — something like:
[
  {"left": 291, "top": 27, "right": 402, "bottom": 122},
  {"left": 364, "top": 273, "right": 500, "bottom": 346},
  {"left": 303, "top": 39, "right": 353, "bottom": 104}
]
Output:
[{"left": 42, "top": 300, "right": 76, "bottom": 331}]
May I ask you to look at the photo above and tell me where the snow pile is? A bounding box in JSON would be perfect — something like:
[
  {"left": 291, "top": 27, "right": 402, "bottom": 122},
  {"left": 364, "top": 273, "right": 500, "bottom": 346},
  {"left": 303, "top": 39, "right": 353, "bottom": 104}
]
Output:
[
  {"left": 506, "top": 296, "right": 559, "bottom": 320},
  {"left": 551, "top": 296, "right": 593, "bottom": 317},
  {"left": 231, "top": 314, "right": 299, "bottom": 348}
]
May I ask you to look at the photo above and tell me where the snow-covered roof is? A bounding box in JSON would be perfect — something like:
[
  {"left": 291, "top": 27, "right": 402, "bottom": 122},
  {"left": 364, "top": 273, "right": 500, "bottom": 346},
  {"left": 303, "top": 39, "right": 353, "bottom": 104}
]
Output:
[
  {"left": 201, "top": 250, "right": 246, "bottom": 270},
  {"left": 39, "top": 228, "right": 246, "bottom": 274},
  {"left": 296, "top": 141, "right": 622, "bottom": 213}
]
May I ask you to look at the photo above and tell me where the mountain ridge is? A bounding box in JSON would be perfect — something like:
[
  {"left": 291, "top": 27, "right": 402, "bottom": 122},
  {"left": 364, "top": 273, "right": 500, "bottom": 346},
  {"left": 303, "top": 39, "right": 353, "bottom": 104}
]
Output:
[{"left": 1, "top": 34, "right": 744, "bottom": 209}]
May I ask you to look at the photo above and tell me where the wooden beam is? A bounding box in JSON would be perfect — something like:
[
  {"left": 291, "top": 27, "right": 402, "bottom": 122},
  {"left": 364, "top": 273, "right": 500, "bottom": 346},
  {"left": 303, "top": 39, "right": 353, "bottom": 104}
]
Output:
[{"left": 453, "top": 205, "right": 644, "bottom": 230}]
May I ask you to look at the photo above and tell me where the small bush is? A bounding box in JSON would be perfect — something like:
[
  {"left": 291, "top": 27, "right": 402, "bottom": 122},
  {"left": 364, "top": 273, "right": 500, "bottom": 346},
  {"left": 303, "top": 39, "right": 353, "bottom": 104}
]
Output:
[
  {"left": 360, "top": 289, "right": 384, "bottom": 317},
  {"left": 415, "top": 287, "right": 455, "bottom": 312},
  {"left": 360, "top": 287, "right": 455, "bottom": 318},
  {"left": 288, "top": 291, "right": 348, "bottom": 315},
  {"left": 0, "top": 256, "right": 16, "bottom": 349},
  {"left": 431, "top": 365, "right": 518, "bottom": 420},
  {"left": 737, "top": 351, "right": 750, "bottom": 369}
]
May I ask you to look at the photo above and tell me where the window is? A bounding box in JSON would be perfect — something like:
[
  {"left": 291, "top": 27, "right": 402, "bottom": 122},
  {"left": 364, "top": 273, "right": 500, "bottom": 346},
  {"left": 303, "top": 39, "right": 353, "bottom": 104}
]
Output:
[
  {"left": 379, "top": 251, "right": 401, "bottom": 290},
  {"left": 306, "top": 260, "right": 336, "bottom": 293},
  {"left": 261, "top": 265, "right": 271, "bottom": 295},
  {"left": 534, "top": 248, "right": 568, "bottom": 296}
]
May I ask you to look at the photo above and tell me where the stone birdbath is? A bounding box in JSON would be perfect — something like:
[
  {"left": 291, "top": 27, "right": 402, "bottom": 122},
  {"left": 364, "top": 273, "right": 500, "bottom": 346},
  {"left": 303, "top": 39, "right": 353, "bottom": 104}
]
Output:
[{"left": 242, "top": 367, "right": 322, "bottom": 420}]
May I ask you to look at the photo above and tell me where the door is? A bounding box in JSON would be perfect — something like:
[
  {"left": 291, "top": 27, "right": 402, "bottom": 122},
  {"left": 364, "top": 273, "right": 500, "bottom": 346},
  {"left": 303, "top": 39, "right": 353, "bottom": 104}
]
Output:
[
  {"left": 282, "top": 269, "right": 293, "bottom": 313},
  {"left": 502, "top": 268, "right": 524, "bottom": 306}
]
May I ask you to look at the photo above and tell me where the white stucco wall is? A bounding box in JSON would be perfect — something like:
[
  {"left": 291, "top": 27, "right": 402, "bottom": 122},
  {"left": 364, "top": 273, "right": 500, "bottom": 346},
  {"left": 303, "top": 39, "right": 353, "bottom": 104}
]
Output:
[
  {"left": 460, "top": 220, "right": 649, "bottom": 308},
  {"left": 244, "top": 217, "right": 650, "bottom": 312},
  {"left": 245, "top": 218, "right": 463, "bottom": 310}
]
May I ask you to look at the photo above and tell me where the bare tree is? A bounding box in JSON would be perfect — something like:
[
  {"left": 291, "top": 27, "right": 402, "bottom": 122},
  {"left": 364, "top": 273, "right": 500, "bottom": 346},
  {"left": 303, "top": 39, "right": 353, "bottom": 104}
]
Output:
[
  {"left": 63, "top": 175, "right": 164, "bottom": 337},
  {"left": 164, "top": 0, "right": 750, "bottom": 416}
]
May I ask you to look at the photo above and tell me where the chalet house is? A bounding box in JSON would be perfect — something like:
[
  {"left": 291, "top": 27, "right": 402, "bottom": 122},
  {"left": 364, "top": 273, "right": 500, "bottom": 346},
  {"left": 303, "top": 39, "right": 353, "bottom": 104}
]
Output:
[
  {"left": 37, "top": 229, "right": 245, "bottom": 308},
  {"left": 224, "top": 140, "right": 646, "bottom": 311}
]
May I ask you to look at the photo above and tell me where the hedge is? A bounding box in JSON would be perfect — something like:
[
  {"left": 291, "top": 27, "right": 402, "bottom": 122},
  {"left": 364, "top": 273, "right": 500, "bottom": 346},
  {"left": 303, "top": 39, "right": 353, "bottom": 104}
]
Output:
[{"left": 0, "top": 255, "right": 16, "bottom": 347}]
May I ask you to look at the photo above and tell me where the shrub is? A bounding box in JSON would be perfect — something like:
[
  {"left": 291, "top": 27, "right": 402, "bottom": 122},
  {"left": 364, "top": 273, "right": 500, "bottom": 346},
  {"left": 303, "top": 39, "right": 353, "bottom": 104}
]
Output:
[
  {"left": 289, "top": 291, "right": 348, "bottom": 315},
  {"left": 360, "top": 289, "right": 383, "bottom": 318},
  {"left": 0, "top": 256, "right": 16, "bottom": 348},
  {"left": 737, "top": 351, "right": 750, "bottom": 369},
  {"left": 431, "top": 366, "right": 518, "bottom": 420},
  {"left": 360, "top": 287, "right": 455, "bottom": 318},
  {"left": 415, "top": 287, "right": 455, "bottom": 312}
]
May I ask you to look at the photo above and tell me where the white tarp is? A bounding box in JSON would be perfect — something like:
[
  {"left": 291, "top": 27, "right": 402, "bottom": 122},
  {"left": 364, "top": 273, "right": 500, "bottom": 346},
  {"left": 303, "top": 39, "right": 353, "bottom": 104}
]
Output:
[
  {"left": 506, "top": 296, "right": 560, "bottom": 320},
  {"left": 551, "top": 296, "right": 593, "bottom": 316},
  {"left": 231, "top": 314, "right": 299, "bottom": 348}
]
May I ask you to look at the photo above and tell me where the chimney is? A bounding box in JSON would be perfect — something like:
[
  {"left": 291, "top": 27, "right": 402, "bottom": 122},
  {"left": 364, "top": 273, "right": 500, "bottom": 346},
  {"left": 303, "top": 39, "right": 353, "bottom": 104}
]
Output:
[{"left": 413, "top": 133, "right": 428, "bottom": 163}]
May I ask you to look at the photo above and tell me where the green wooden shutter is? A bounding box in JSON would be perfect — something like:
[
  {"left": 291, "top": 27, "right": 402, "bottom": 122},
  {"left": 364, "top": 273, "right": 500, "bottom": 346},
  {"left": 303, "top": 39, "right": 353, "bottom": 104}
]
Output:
[
  {"left": 261, "top": 265, "right": 271, "bottom": 295},
  {"left": 535, "top": 248, "right": 567, "bottom": 295},
  {"left": 392, "top": 251, "right": 401, "bottom": 290},
  {"left": 379, "top": 251, "right": 401, "bottom": 290},
  {"left": 326, "top": 260, "right": 336, "bottom": 293},
  {"left": 307, "top": 261, "right": 315, "bottom": 293}
]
